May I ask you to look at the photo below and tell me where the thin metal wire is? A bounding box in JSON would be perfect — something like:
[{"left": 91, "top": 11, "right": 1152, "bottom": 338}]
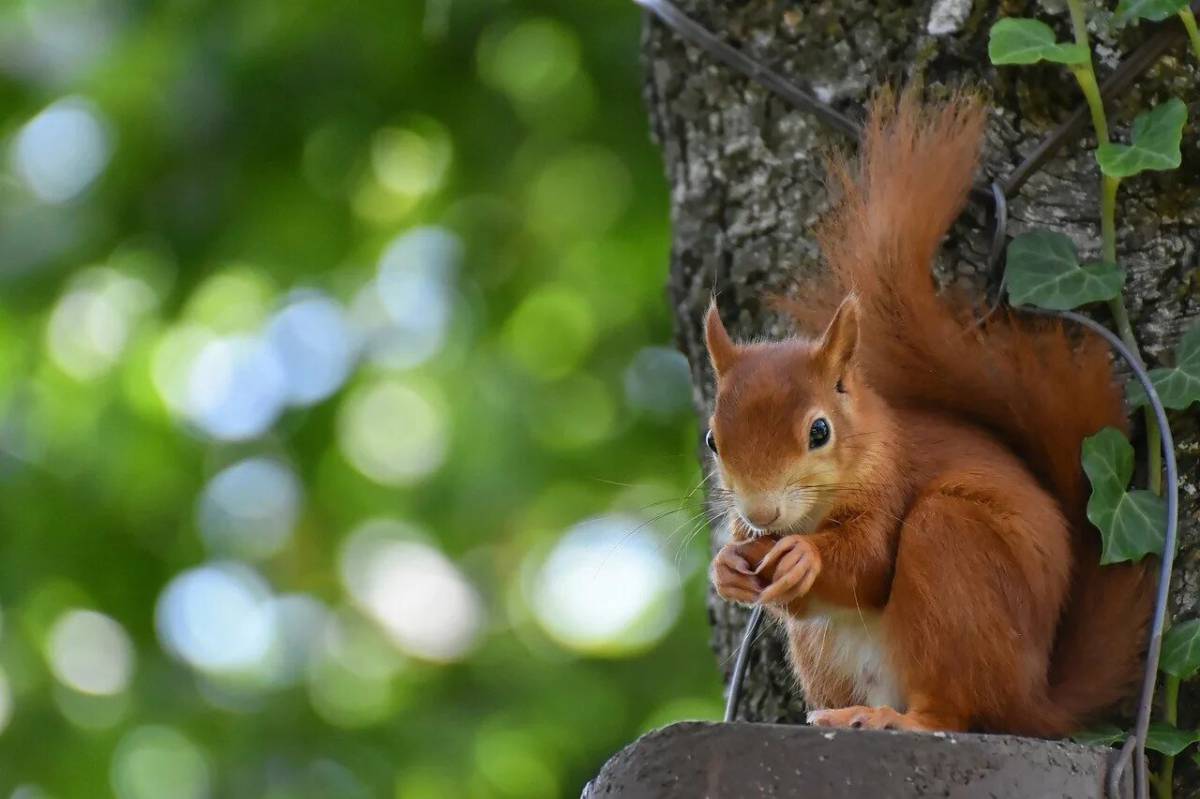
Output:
[
  {"left": 985, "top": 181, "right": 1009, "bottom": 304},
  {"left": 642, "top": 4, "right": 1187, "bottom": 795},
  {"left": 723, "top": 604, "right": 764, "bottom": 722},
  {"left": 1112, "top": 737, "right": 1139, "bottom": 799},
  {"left": 633, "top": 0, "right": 862, "bottom": 140},
  {"left": 1026, "top": 308, "right": 1179, "bottom": 799}
]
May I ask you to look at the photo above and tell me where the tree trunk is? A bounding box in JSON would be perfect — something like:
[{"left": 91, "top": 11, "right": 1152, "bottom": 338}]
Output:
[{"left": 642, "top": 0, "right": 1200, "bottom": 790}]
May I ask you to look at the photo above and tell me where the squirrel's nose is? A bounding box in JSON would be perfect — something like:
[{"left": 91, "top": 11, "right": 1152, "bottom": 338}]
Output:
[{"left": 743, "top": 505, "right": 780, "bottom": 529}]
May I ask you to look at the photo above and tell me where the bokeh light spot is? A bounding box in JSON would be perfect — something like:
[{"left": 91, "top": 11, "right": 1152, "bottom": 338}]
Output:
[
  {"left": 155, "top": 562, "right": 274, "bottom": 674},
  {"left": 196, "top": 458, "right": 302, "bottom": 560},
  {"left": 530, "top": 515, "right": 681, "bottom": 655},
  {"left": 47, "top": 609, "right": 135, "bottom": 696},
  {"left": 370, "top": 118, "right": 452, "bottom": 200},
  {"left": 624, "top": 346, "right": 692, "bottom": 418},
  {"left": 477, "top": 18, "right": 580, "bottom": 105},
  {"left": 19, "top": 0, "right": 115, "bottom": 84},
  {"left": 111, "top": 726, "right": 211, "bottom": 799},
  {"left": 502, "top": 285, "right": 595, "bottom": 380},
  {"left": 339, "top": 519, "right": 482, "bottom": 662},
  {"left": 365, "top": 226, "right": 460, "bottom": 369},
  {"left": 337, "top": 380, "right": 448, "bottom": 486},
  {"left": 526, "top": 146, "right": 632, "bottom": 239},
  {"left": 265, "top": 293, "right": 355, "bottom": 406},
  {"left": 184, "top": 269, "right": 275, "bottom": 334},
  {"left": 46, "top": 268, "right": 157, "bottom": 380},
  {"left": 150, "top": 324, "right": 216, "bottom": 416},
  {"left": 11, "top": 96, "right": 112, "bottom": 204},
  {"left": 185, "top": 335, "right": 287, "bottom": 441}
]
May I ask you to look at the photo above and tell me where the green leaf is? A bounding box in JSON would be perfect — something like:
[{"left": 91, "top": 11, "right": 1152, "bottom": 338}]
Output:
[
  {"left": 1072, "top": 724, "right": 1126, "bottom": 747},
  {"left": 1127, "top": 324, "right": 1200, "bottom": 410},
  {"left": 1160, "top": 619, "right": 1200, "bottom": 679},
  {"left": 1005, "top": 231, "right": 1124, "bottom": 310},
  {"left": 988, "top": 18, "right": 1090, "bottom": 65},
  {"left": 1146, "top": 722, "right": 1200, "bottom": 756},
  {"left": 1097, "top": 99, "right": 1188, "bottom": 178},
  {"left": 1115, "top": 0, "right": 1189, "bottom": 24},
  {"left": 1081, "top": 427, "right": 1167, "bottom": 564}
]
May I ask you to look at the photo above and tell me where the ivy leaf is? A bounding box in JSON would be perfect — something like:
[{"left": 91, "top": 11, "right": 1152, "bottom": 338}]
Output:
[
  {"left": 1161, "top": 620, "right": 1200, "bottom": 679},
  {"left": 1097, "top": 99, "right": 1188, "bottom": 179},
  {"left": 1115, "top": 0, "right": 1189, "bottom": 24},
  {"left": 1146, "top": 722, "right": 1200, "bottom": 756},
  {"left": 1127, "top": 325, "right": 1200, "bottom": 410},
  {"left": 1081, "top": 427, "right": 1166, "bottom": 564},
  {"left": 988, "top": 18, "right": 1090, "bottom": 65},
  {"left": 1005, "top": 231, "right": 1124, "bottom": 310},
  {"left": 1073, "top": 724, "right": 1126, "bottom": 747}
]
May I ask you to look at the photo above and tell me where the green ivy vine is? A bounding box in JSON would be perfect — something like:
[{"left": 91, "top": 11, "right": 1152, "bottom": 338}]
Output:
[{"left": 989, "top": 2, "right": 1198, "bottom": 796}]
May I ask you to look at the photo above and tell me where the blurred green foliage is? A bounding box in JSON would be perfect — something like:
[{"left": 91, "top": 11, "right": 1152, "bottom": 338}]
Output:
[{"left": 0, "top": 1, "right": 720, "bottom": 797}]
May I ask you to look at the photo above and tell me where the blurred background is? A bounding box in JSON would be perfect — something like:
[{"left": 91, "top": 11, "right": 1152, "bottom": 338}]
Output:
[{"left": 0, "top": 1, "right": 721, "bottom": 797}]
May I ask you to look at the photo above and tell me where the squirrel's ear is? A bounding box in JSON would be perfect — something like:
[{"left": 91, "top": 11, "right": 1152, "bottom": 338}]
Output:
[
  {"left": 705, "top": 303, "right": 738, "bottom": 376},
  {"left": 817, "top": 294, "right": 859, "bottom": 373}
]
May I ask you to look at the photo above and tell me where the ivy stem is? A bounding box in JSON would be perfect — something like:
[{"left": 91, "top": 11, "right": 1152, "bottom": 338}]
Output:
[
  {"left": 1065, "top": 0, "right": 1109, "bottom": 137},
  {"left": 1099, "top": 173, "right": 1163, "bottom": 493},
  {"left": 1070, "top": 65, "right": 1110, "bottom": 144},
  {"left": 1180, "top": 10, "right": 1200, "bottom": 63},
  {"left": 1064, "top": 0, "right": 1164, "bottom": 498}
]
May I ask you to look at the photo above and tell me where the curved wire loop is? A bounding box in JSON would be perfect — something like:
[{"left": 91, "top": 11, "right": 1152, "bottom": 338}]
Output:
[{"left": 1024, "top": 308, "right": 1178, "bottom": 799}]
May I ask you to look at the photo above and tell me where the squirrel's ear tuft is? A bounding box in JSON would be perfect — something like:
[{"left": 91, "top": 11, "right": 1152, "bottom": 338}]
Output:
[
  {"left": 817, "top": 294, "right": 859, "bottom": 373},
  {"left": 705, "top": 303, "right": 738, "bottom": 376}
]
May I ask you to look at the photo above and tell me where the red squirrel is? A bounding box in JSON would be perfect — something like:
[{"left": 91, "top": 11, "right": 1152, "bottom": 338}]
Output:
[{"left": 706, "top": 88, "right": 1152, "bottom": 736}]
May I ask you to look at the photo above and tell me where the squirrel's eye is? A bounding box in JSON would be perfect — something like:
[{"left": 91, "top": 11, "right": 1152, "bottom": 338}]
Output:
[
  {"left": 809, "top": 418, "right": 831, "bottom": 449},
  {"left": 705, "top": 429, "right": 718, "bottom": 455}
]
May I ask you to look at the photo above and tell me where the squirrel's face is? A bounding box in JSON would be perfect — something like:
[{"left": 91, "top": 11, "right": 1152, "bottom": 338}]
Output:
[{"left": 704, "top": 297, "right": 866, "bottom": 536}]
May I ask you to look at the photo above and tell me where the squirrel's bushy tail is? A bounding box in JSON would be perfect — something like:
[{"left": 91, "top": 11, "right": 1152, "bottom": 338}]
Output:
[{"left": 796, "top": 87, "right": 1152, "bottom": 731}]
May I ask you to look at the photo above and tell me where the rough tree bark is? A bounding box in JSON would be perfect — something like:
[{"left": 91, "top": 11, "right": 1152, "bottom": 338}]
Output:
[{"left": 642, "top": 0, "right": 1200, "bottom": 791}]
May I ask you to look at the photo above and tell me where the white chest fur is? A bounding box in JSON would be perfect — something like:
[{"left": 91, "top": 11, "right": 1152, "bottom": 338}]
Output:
[{"left": 788, "top": 600, "right": 905, "bottom": 710}]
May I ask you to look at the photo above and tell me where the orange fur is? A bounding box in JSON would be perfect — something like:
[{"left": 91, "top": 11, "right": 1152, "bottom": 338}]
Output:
[{"left": 707, "top": 87, "right": 1151, "bottom": 736}]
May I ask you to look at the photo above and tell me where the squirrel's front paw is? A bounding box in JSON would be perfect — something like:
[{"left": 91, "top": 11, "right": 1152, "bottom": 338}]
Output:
[
  {"left": 755, "top": 535, "right": 821, "bottom": 606},
  {"left": 710, "top": 544, "right": 764, "bottom": 604}
]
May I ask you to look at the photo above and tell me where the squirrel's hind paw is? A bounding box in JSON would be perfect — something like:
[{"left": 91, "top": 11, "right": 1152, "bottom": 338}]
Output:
[{"left": 807, "top": 705, "right": 944, "bottom": 733}]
